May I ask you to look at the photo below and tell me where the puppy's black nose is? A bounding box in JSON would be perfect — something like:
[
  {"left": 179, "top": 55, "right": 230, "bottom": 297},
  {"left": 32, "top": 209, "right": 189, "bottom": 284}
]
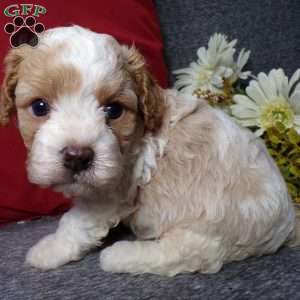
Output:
[{"left": 62, "top": 146, "right": 94, "bottom": 173}]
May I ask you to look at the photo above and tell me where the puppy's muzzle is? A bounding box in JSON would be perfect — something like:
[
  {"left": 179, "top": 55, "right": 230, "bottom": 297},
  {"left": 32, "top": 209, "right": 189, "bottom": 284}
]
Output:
[{"left": 62, "top": 146, "right": 94, "bottom": 173}]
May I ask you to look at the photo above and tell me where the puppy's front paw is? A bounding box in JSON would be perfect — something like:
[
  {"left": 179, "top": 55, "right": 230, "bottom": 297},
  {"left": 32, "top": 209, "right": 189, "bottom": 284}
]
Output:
[
  {"left": 100, "top": 241, "right": 134, "bottom": 273},
  {"left": 26, "top": 234, "right": 80, "bottom": 270}
]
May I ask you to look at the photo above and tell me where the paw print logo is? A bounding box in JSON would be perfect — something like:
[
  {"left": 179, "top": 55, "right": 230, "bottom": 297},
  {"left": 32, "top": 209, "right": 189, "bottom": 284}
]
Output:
[{"left": 4, "top": 16, "right": 45, "bottom": 48}]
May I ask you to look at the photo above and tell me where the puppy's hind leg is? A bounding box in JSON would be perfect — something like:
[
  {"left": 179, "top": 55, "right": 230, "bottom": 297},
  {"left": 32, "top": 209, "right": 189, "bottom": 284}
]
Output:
[{"left": 100, "top": 227, "right": 226, "bottom": 276}]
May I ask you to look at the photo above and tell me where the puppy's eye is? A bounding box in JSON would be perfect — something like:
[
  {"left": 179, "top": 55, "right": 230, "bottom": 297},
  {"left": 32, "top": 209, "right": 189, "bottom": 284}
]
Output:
[
  {"left": 31, "top": 99, "right": 50, "bottom": 117},
  {"left": 103, "top": 102, "right": 123, "bottom": 120}
]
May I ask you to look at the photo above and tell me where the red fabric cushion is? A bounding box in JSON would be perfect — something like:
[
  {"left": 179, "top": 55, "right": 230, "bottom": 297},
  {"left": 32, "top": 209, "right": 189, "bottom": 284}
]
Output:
[{"left": 0, "top": 0, "right": 168, "bottom": 225}]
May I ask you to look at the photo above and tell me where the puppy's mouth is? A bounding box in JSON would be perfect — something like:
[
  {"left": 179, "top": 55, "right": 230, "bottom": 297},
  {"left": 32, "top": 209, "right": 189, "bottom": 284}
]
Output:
[
  {"left": 51, "top": 168, "right": 95, "bottom": 187},
  {"left": 51, "top": 170, "right": 97, "bottom": 198},
  {"left": 51, "top": 166, "right": 118, "bottom": 198}
]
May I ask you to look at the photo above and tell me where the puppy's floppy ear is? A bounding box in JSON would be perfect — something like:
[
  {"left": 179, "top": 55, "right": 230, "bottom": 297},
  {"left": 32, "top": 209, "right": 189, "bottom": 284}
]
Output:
[
  {"left": 122, "top": 45, "right": 166, "bottom": 133},
  {"left": 0, "top": 49, "right": 25, "bottom": 126}
]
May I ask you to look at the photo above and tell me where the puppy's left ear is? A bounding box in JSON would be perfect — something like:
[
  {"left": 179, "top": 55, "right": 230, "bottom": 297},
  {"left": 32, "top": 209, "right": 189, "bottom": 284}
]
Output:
[
  {"left": 0, "top": 49, "right": 24, "bottom": 126},
  {"left": 122, "top": 45, "right": 166, "bottom": 133}
]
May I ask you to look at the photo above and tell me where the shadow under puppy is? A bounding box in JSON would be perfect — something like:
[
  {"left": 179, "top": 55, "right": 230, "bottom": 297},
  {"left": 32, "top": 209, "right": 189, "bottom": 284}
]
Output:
[{"left": 0, "top": 25, "right": 297, "bottom": 276}]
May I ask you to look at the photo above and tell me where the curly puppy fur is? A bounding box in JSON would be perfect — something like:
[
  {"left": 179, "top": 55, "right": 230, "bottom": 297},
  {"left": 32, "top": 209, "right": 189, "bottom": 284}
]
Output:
[{"left": 0, "top": 26, "right": 297, "bottom": 276}]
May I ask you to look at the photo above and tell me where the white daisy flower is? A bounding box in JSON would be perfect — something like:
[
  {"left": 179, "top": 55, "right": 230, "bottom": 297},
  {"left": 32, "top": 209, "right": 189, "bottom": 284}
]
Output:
[
  {"left": 231, "top": 68, "right": 300, "bottom": 136},
  {"left": 173, "top": 33, "right": 251, "bottom": 100}
]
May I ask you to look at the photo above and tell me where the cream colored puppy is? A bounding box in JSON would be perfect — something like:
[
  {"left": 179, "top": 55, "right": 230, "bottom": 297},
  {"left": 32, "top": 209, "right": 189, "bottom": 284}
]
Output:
[{"left": 0, "top": 26, "right": 297, "bottom": 276}]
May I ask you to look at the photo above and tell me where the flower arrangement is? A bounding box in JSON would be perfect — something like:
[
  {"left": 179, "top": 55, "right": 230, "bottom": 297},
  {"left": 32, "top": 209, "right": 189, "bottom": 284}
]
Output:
[{"left": 174, "top": 33, "right": 300, "bottom": 214}]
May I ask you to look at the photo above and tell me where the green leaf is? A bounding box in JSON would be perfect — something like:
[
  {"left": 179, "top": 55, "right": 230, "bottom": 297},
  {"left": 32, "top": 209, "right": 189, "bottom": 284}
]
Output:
[
  {"left": 287, "top": 183, "right": 298, "bottom": 197},
  {"left": 287, "top": 128, "right": 300, "bottom": 144},
  {"left": 268, "top": 149, "right": 278, "bottom": 157},
  {"left": 269, "top": 134, "right": 282, "bottom": 145},
  {"left": 289, "top": 165, "right": 300, "bottom": 177},
  {"left": 276, "top": 157, "right": 288, "bottom": 165}
]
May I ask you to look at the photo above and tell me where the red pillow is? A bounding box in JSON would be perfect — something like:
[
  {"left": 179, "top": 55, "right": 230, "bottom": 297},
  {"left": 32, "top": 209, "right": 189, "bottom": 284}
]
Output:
[{"left": 0, "top": 0, "right": 168, "bottom": 225}]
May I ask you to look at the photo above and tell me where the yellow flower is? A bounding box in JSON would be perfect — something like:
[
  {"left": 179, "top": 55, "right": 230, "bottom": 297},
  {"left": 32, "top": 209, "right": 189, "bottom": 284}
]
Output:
[
  {"left": 260, "top": 98, "right": 294, "bottom": 130},
  {"left": 231, "top": 69, "right": 300, "bottom": 136}
]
